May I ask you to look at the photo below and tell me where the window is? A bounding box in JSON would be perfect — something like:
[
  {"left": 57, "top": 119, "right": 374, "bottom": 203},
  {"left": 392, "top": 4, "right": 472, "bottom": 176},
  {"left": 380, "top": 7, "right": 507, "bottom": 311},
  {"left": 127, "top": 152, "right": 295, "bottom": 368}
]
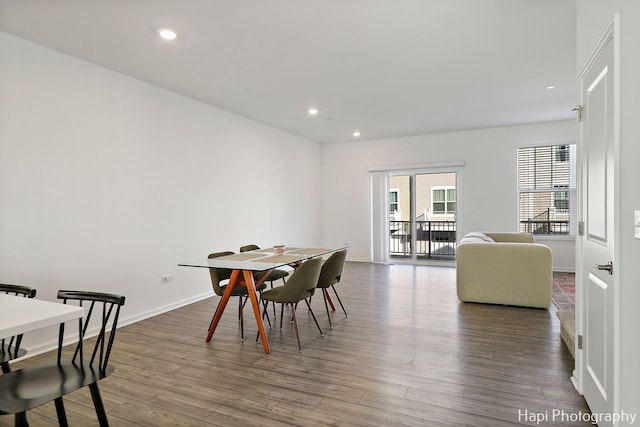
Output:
[
  {"left": 518, "top": 144, "right": 576, "bottom": 235},
  {"left": 554, "top": 185, "right": 569, "bottom": 212},
  {"left": 432, "top": 186, "right": 456, "bottom": 215},
  {"left": 555, "top": 145, "right": 570, "bottom": 162},
  {"left": 389, "top": 189, "right": 399, "bottom": 216}
]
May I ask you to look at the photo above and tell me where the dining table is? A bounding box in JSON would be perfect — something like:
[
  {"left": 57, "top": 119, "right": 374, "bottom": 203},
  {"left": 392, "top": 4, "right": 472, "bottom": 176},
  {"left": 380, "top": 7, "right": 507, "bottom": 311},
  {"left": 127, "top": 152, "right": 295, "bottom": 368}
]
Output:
[
  {"left": 0, "top": 294, "right": 85, "bottom": 353},
  {"left": 179, "top": 244, "right": 348, "bottom": 354}
]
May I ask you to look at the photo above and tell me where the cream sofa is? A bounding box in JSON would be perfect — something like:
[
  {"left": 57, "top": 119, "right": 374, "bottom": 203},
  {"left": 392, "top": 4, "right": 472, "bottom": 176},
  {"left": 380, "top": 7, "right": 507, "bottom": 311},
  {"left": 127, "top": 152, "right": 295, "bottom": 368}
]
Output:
[{"left": 456, "top": 232, "right": 552, "bottom": 308}]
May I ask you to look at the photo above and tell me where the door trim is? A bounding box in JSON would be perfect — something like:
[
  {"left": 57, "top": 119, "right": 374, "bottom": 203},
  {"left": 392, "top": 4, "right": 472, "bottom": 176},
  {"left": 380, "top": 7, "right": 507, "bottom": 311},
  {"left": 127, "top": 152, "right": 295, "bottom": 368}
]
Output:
[
  {"left": 370, "top": 164, "right": 464, "bottom": 264},
  {"left": 368, "top": 160, "right": 465, "bottom": 172}
]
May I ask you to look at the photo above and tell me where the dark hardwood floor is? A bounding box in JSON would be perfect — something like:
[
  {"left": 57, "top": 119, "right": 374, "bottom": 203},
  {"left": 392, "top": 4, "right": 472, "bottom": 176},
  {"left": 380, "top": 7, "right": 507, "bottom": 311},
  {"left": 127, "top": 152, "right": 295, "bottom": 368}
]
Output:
[{"left": 1, "top": 262, "right": 592, "bottom": 426}]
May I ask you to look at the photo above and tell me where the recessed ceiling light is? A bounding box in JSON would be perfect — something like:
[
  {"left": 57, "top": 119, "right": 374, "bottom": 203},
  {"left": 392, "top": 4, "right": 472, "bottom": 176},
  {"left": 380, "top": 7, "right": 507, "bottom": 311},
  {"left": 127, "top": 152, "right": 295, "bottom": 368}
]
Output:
[
  {"left": 308, "top": 108, "right": 319, "bottom": 116},
  {"left": 546, "top": 85, "right": 556, "bottom": 89},
  {"left": 158, "top": 28, "right": 177, "bottom": 41},
  {"left": 353, "top": 131, "right": 361, "bottom": 137}
]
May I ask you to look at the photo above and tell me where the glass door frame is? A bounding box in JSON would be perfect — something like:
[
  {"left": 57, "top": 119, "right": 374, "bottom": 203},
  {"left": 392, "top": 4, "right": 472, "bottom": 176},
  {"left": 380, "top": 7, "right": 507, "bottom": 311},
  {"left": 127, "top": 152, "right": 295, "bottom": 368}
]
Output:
[
  {"left": 368, "top": 160, "right": 465, "bottom": 265},
  {"left": 389, "top": 172, "right": 457, "bottom": 263},
  {"left": 370, "top": 161, "right": 464, "bottom": 264}
]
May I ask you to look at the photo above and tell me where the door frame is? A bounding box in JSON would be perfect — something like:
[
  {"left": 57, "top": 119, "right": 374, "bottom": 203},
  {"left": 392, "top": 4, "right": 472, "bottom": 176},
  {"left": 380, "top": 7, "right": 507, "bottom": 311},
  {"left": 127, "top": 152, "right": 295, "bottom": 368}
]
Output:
[
  {"left": 369, "top": 161, "right": 464, "bottom": 264},
  {"left": 573, "top": 15, "right": 620, "bottom": 417}
]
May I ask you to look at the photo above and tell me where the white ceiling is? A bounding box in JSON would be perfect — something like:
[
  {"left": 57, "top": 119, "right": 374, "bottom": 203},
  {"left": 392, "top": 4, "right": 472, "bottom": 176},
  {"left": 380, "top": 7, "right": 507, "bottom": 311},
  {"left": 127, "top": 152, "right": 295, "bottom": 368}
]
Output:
[{"left": 0, "top": 0, "right": 577, "bottom": 144}]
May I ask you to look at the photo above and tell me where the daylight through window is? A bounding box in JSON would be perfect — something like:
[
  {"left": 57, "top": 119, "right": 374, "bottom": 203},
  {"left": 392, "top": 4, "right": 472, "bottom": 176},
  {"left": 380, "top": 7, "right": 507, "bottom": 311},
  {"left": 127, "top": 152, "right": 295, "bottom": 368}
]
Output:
[{"left": 517, "top": 144, "right": 576, "bottom": 235}]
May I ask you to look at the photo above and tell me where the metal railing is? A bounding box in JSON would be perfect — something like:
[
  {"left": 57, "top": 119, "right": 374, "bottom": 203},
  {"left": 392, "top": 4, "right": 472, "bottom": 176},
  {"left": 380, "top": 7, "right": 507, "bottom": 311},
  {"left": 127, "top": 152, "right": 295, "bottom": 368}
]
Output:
[
  {"left": 520, "top": 219, "right": 570, "bottom": 234},
  {"left": 390, "top": 220, "right": 457, "bottom": 259},
  {"left": 521, "top": 208, "right": 569, "bottom": 234}
]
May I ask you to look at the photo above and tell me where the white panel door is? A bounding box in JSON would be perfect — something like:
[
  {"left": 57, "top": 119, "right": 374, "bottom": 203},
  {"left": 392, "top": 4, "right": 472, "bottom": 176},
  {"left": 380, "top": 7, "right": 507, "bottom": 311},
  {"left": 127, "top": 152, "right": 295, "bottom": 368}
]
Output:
[{"left": 580, "top": 28, "right": 615, "bottom": 424}]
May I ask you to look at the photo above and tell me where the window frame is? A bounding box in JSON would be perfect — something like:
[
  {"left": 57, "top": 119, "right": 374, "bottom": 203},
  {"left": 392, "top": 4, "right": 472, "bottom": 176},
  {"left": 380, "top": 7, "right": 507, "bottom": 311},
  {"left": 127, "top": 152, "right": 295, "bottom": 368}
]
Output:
[
  {"left": 431, "top": 186, "right": 456, "bottom": 216},
  {"left": 389, "top": 188, "right": 400, "bottom": 218},
  {"left": 517, "top": 143, "right": 576, "bottom": 237},
  {"left": 553, "top": 184, "right": 570, "bottom": 213}
]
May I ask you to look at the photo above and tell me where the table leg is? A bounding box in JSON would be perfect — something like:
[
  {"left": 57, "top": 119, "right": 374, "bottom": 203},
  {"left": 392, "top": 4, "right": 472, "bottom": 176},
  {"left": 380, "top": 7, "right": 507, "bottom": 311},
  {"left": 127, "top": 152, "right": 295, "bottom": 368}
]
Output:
[
  {"left": 243, "top": 270, "right": 270, "bottom": 354},
  {"left": 325, "top": 289, "right": 336, "bottom": 311},
  {"left": 205, "top": 269, "right": 242, "bottom": 342}
]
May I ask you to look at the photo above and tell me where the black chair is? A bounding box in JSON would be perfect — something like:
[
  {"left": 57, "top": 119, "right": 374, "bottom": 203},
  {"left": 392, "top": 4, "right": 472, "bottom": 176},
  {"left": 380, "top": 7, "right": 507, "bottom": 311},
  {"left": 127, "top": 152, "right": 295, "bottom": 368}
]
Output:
[
  {"left": 207, "top": 251, "right": 267, "bottom": 341},
  {"left": 0, "top": 290, "right": 126, "bottom": 427},
  {"left": 0, "top": 284, "right": 37, "bottom": 374},
  {"left": 258, "top": 257, "right": 324, "bottom": 351},
  {"left": 316, "top": 249, "right": 348, "bottom": 329}
]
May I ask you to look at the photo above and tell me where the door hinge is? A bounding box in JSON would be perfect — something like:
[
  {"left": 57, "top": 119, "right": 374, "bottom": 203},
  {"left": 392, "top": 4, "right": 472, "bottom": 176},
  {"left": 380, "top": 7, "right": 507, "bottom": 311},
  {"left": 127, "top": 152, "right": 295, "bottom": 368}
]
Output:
[
  {"left": 572, "top": 105, "right": 583, "bottom": 122},
  {"left": 578, "top": 221, "right": 585, "bottom": 236},
  {"left": 578, "top": 335, "right": 583, "bottom": 350}
]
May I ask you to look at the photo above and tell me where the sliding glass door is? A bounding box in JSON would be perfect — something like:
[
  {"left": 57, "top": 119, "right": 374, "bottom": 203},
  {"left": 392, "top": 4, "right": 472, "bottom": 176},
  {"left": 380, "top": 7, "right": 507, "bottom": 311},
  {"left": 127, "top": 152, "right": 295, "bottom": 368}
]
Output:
[{"left": 389, "top": 172, "right": 457, "bottom": 261}]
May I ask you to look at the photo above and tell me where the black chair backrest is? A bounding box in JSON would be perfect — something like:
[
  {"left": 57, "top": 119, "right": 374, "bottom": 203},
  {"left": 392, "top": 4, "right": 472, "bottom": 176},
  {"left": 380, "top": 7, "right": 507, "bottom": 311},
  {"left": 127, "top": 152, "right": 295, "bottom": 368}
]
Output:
[
  {"left": 57, "top": 290, "right": 125, "bottom": 375},
  {"left": 0, "top": 283, "right": 36, "bottom": 298},
  {"left": 239, "top": 244, "right": 260, "bottom": 252},
  {"left": 1, "top": 284, "right": 37, "bottom": 366}
]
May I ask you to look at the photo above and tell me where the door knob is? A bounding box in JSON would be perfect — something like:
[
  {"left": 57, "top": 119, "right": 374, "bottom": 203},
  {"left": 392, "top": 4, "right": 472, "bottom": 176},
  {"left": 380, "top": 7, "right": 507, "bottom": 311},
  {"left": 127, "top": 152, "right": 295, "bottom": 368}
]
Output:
[{"left": 594, "top": 261, "right": 613, "bottom": 275}]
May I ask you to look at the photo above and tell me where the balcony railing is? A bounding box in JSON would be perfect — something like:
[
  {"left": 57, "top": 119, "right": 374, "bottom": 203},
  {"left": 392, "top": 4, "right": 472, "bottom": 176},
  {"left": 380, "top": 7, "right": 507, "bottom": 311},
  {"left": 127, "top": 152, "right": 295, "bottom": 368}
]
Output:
[
  {"left": 520, "top": 207, "right": 570, "bottom": 234},
  {"left": 390, "top": 220, "right": 457, "bottom": 259},
  {"left": 520, "top": 219, "right": 570, "bottom": 234}
]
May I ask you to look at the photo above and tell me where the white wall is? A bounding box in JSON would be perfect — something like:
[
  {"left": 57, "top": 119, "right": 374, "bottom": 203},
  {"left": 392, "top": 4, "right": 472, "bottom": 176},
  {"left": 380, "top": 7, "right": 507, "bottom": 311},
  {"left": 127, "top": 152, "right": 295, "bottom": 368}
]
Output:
[
  {"left": 0, "top": 32, "right": 323, "bottom": 352},
  {"left": 576, "top": 1, "right": 640, "bottom": 423},
  {"left": 322, "top": 120, "right": 577, "bottom": 271}
]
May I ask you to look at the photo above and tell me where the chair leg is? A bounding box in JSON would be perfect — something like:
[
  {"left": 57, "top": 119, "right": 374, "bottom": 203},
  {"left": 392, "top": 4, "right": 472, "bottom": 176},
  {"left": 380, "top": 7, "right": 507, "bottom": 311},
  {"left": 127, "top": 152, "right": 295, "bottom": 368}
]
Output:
[
  {"left": 262, "top": 299, "right": 272, "bottom": 328},
  {"left": 1, "top": 361, "right": 10, "bottom": 374},
  {"left": 304, "top": 298, "right": 324, "bottom": 336},
  {"left": 89, "top": 382, "right": 110, "bottom": 427},
  {"left": 290, "top": 302, "right": 300, "bottom": 323},
  {"left": 324, "top": 289, "right": 336, "bottom": 311},
  {"left": 279, "top": 303, "right": 285, "bottom": 329},
  {"left": 290, "top": 304, "right": 303, "bottom": 352},
  {"left": 331, "top": 286, "right": 348, "bottom": 317},
  {"left": 14, "top": 412, "right": 28, "bottom": 427},
  {"left": 321, "top": 288, "right": 333, "bottom": 329},
  {"left": 255, "top": 300, "right": 271, "bottom": 343},
  {"left": 238, "top": 297, "right": 244, "bottom": 341},
  {"left": 54, "top": 397, "right": 69, "bottom": 427}
]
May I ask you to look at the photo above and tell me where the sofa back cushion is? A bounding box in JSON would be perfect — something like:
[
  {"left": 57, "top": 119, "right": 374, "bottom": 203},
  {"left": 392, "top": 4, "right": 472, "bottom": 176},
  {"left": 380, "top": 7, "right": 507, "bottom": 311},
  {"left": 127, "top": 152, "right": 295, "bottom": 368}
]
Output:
[{"left": 462, "top": 232, "right": 495, "bottom": 242}]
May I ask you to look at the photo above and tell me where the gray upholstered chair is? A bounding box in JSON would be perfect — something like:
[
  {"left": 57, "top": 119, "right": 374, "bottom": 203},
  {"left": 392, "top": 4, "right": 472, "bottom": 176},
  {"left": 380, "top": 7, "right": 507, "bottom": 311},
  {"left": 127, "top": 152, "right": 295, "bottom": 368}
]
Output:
[
  {"left": 208, "top": 251, "right": 267, "bottom": 341},
  {"left": 316, "top": 249, "right": 348, "bottom": 328},
  {"left": 0, "top": 284, "right": 37, "bottom": 374},
  {"left": 258, "top": 257, "right": 323, "bottom": 351},
  {"left": 240, "top": 244, "right": 290, "bottom": 317},
  {"left": 239, "top": 244, "right": 290, "bottom": 285}
]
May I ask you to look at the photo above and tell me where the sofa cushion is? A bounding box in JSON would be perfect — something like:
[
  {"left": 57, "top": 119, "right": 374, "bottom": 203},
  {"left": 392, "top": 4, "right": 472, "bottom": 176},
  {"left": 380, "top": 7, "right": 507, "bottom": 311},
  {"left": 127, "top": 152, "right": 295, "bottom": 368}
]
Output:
[
  {"left": 463, "top": 232, "right": 495, "bottom": 242},
  {"left": 459, "top": 236, "right": 487, "bottom": 244}
]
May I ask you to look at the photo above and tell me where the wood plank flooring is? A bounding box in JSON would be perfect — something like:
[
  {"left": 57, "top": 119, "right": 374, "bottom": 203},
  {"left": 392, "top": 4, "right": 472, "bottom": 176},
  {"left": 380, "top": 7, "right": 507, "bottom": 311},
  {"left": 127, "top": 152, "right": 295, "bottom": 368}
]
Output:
[{"left": 1, "top": 262, "right": 592, "bottom": 426}]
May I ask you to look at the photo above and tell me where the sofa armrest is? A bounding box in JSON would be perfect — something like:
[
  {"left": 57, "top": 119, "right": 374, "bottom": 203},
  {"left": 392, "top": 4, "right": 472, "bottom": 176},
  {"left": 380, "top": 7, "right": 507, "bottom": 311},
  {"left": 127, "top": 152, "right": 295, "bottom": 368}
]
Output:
[{"left": 456, "top": 242, "right": 552, "bottom": 308}]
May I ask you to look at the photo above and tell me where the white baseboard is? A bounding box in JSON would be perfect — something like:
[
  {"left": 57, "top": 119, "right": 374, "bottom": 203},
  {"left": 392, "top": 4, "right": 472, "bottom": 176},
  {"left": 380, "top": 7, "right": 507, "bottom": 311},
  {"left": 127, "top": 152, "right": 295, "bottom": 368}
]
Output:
[
  {"left": 118, "top": 291, "right": 214, "bottom": 328},
  {"left": 346, "top": 257, "right": 372, "bottom": 263}
]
